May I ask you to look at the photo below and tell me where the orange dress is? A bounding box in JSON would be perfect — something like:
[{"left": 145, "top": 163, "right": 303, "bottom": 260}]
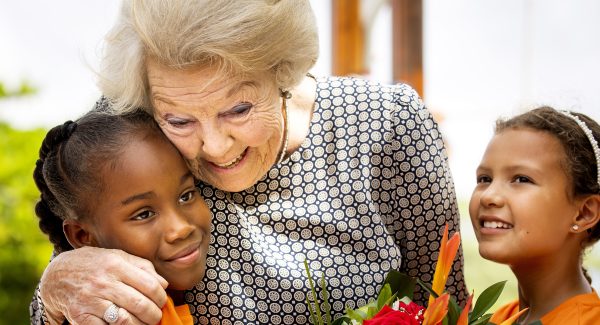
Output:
[
  {"left": 158, "top": 295, "right": 193, "bottom": 325},
  {"left": 490, "top": 291, "right": 600, "bottom": 325}
]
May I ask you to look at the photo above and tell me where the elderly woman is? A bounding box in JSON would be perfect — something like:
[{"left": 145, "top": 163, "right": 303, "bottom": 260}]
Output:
[{"left": 31, "top": 1, "right": 466, "bottom": 324}]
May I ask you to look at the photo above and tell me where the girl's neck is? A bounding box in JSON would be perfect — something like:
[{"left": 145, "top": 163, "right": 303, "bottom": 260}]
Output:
[
  {"left": 166, "top": 288, "right": 186, "bottom": 306},
  {"left": 511, "top": 253, "right": 591, "bottom": 324}
]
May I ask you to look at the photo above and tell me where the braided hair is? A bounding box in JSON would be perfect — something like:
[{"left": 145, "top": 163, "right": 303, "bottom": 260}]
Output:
[
  {"left": 495, "top": 106, "right": 600, "bottom": 282},
  {"left": 33, "top": 101, "right": 162, "bottom": 253}
]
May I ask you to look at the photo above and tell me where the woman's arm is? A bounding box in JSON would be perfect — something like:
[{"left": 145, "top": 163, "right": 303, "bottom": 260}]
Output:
[
  {"left": 389, "top": 84, "right": 467, "bottom": 305},
  {"left": 30, "top": 247, "right": 168, "bottom": 325}
]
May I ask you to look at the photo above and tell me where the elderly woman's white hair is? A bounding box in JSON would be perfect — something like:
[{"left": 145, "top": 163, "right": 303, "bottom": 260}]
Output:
[{"left": 98, "top": 0, "right": 319, "bottom": 114}]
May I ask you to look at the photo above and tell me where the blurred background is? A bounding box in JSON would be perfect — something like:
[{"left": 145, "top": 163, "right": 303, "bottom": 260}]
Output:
[{"left": 1, "top": 0, "right": 600, "bottom": 323}]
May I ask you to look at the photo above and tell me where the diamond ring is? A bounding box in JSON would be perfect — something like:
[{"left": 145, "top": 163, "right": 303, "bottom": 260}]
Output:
[{"left": 103, "top": 303, "right": 120, "bottom": 323}]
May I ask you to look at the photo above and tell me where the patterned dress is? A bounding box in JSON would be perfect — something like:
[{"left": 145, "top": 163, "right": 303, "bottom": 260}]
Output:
[
  {"left": 30, "top": 76, "right": 467, "bottom": 325},
  {"left": 187, "top": 76, "right": 466, "bottom": 324}
]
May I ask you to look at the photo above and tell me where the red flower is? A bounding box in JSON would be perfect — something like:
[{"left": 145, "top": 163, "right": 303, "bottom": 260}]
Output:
[
  {"left": 397, "top": 301, "right": 425, "bottom": 323},
  {"left": 363, "top": 304, "right": 424, "bottom": 325}
]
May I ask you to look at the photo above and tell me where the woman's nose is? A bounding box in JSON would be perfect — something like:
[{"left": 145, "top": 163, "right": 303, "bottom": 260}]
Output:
[
  {"left": 198, "top": 121, "right": 234, "bottom": 159},
  {"left": 164, "top": 210, "right": 195, "bottom": 243}
]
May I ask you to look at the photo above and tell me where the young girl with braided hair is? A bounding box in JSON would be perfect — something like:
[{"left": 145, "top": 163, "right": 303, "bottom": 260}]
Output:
[
  {"left": 33, "top": 110, "right": 211, "bottom": 324},
  {"left": 469, "top": 106, "right": 600, "bottom": 324}
]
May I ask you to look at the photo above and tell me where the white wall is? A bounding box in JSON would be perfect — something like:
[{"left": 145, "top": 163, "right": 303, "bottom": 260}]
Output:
[
  {"left": 424, "top": 0, "right": 600, "bottom": 197},
  {"left": 2, "top": 0, "right": 599, "bottom": 198}
]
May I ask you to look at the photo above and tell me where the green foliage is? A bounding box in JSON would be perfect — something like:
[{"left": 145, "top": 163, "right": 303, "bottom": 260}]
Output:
[
  {"left": 469, "top": 281, "right": 507, "bottom": 323},
  {"left": 0, "top": 122, "right": 52, "bottom": 325},
  {"left": 0, "top": 81, "right": 37, "bottom": 98}
]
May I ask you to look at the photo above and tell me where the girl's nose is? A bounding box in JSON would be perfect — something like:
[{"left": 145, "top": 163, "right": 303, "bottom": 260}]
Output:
[
  {"left": 479, "top": 183, "right": 504, "bottom": 208},
  {"left": 164, "top": 210, "right": 195, "bottom": 243}
]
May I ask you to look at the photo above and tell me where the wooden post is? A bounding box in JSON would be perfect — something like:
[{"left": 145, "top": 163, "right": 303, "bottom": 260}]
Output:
[
  {"left": 392, "top": 0, "right": 423, "bottom": 96},
  {"left": 331, "top": 0, "right": 366, "bottom": 76}
]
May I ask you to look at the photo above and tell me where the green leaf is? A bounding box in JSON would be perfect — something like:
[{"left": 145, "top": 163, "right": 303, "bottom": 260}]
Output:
[
  {"left": 469, "top": 313, "right": 492, "bottom": 325},
  {"left": 469, "top": 281, "right": 507, "bottom": 322},
  {"left": 529, "top": 321, "right": 543, "bottom": 325},
  {"left": 331, "top": 317, "right": 351, "bottom": 325},
  {"left": 18, "top": 82, "right": 36, "bottom": 96},
  {"left": 447, "top": 296, "right": 462, "bottom": 325},
  {"left": 304, "top": 260, "right": 324, "bottom": 325},
  {"left": 377, "top": 284, "right": 392, "bottom": 310},
  {"left": 383, "top": 270, "right": 416, "bottom": 300},
  {"left": 416, "top": 278, "right": 439, "bottom": 300},
  {"left": 306, "top": 296, "right": 319, "bottom": 325},
  {"left": 346, "top": 307, "right": 368, "bottom": 322},
  {"left": 320, "top": 273, "right": 332, "bottom": 325}
]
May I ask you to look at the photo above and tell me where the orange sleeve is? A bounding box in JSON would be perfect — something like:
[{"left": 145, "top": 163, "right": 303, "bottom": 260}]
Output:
[
  {"left": 540, "top": 292, "right": 600, "bottom": 325},
  {"left": 158, "top": 296, "right": 193, "bottom": 325}
]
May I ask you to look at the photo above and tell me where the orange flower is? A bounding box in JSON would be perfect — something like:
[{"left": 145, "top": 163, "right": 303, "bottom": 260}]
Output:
[
  {"left": 498, "top": 308, "right": 529, "bottom": 325},
  {"left": 456, "top": 292, "right": 473, "bottom": 325},
  {"left": 422, "top": 293, "right": 449, "bottom": 325},
  {"left": 429, "top": 223, "right": 461, "bottom": 306}
]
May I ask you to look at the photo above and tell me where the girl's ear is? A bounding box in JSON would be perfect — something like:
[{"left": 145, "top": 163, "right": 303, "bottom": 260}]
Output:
[
  {"left": 573, "top": 195, "right": 600, "bottom": 232},
  {"left": 63, "top": 220, "right": 98, "bottom": 248}
]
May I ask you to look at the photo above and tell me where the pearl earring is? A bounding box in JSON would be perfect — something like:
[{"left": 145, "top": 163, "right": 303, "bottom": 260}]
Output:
[{"left": 572, "top": 224, "right": 580, "bottom": 231}]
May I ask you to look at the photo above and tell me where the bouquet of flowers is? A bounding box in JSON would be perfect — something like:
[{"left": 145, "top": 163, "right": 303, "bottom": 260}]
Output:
[{"left": 304, "top": 224, "right": 526, "bottom": 325}]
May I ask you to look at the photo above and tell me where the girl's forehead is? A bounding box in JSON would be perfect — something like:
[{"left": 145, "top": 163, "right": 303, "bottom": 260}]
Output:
[{"left": 485, "top": 129, "right": 566, "bottom": 167}]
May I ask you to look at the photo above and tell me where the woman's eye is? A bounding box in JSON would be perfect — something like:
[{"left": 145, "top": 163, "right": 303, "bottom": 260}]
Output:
[
  {"left": 166, "top": 118, "right": 192, "bottom": 128},
  {"left": 476, "top": 175, "right": 491, "bottom": 184},
  {"left": 179, "top": 189, "right": 197, "bottom": 204},
  {"left": 227, "top": 102, "right": 253, "bottom": 116},
  {"left": 132, "top": 210, "right": 156, "bottom": 221}
]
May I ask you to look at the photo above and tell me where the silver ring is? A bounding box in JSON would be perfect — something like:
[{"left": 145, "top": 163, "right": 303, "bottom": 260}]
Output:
[{"left": 103, "top": 303, "right": 120, "bottom": 323}]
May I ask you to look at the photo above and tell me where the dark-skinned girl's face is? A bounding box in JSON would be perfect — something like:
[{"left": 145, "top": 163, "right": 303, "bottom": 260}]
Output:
[{"left": 80, "top": 133, "right": 212, "bottom": 290}]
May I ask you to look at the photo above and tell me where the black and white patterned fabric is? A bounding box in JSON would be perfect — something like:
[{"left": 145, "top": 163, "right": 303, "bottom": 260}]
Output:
[
  {"left": 29, "top": 76, "right": 466, "bottom": 325},
  {"left": 188, "top": 76, "right": 466, "bottom": 324}
]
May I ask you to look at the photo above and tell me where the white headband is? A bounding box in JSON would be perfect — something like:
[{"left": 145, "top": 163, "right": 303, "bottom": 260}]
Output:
[{"left": 560, "top": 110, "right": 600, "bottom": 189}]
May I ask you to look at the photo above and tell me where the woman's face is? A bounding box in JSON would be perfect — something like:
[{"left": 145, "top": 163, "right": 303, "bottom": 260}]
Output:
[{"left": 146, "top": 59, "right": 284, "bottom": 192}]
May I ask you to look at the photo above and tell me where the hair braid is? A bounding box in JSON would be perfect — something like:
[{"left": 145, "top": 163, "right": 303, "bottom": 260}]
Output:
[{"left": 33, "top": 121, "right": 78, "bottom": 254}]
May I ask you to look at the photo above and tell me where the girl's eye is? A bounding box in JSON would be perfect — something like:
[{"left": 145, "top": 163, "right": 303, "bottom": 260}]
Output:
[
  {"left": 514, "top": 175, "right": 531, "bottom": 183},
  {"left": 179, "top": 189, "right": 197, "bottom": 204},
  {"left": 132, "top": 210, "right": 156, "bottom": 221},
  {"left": 226, "top": 102, "right": 253, "bottom": 116},
  {"left": 476, "top": 175, "right": 491, "bottom": 184}
]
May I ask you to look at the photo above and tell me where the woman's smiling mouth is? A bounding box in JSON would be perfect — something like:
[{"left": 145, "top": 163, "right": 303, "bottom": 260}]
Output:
[{"left": 212, "top": 148, "right": 248, "bottom": 169}]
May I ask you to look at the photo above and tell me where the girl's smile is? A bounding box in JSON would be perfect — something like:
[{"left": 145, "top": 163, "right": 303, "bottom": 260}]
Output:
[
  {"left": 72, "top": 132, "right": 212, "bottom": 290},
  {"left": 469, "top": 128, "right": 579, "bottom": 265}
]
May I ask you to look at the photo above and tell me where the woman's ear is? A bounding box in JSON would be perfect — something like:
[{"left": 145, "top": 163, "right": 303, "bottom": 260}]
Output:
[
  {"left": 572, "top": 194, "right": 600, "bottom": 232},
  {"left": 63, "top": 220, "right": 97, "bottom": 248}
]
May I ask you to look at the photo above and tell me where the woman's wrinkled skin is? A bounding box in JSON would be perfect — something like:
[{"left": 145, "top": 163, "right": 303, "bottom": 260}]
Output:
[{"left": 147, "top": 59, "right": 285, "bottom": 192}]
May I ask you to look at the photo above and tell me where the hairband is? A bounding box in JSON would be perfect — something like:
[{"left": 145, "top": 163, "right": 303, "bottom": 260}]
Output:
[{"left": 560, "top": 110, "right": 600, "bottom": 189}]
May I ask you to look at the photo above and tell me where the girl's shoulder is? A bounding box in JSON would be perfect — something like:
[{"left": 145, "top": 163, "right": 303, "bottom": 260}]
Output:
[
  {"left": 541, "top": 291, "right": 600, "bottom": 325},
  {"left": 490, "top": 291, "right": 600, "bottom": 325}
]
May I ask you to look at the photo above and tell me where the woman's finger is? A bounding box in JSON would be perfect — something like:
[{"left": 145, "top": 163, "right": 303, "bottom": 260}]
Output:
[
  {"left": 39, "top": 247, "right": 165, "bottom": 325},
  {"left": 99, "top": 280, "right": 164, "bottom": 325}
]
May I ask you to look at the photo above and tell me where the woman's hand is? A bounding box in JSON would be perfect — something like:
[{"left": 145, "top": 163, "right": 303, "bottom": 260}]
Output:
[{"left": 39, "top": 247, "right": 168, "bottom": 325}]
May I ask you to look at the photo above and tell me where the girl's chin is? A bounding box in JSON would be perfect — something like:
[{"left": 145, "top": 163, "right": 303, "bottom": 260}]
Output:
[{"left": 478, "top": 248, "right": 512, "bottom": 264}]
